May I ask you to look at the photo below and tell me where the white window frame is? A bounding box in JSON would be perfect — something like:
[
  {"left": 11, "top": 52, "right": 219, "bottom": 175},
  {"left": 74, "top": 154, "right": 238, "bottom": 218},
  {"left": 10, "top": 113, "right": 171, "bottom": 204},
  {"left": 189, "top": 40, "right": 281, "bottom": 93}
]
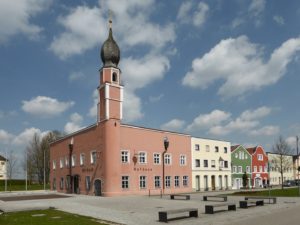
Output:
[
  {"left": 259, "top": 166, "right": 263, "bottom": 172},
  {"left": 138, "top": 151, "right": 147, "bottom": 164},
  {"left": 211, "top": 160, "right": 216, "bottom": 168},
  {"left": 164, "top": 154, "right": 171, "bottom": 165},
  {"left": 154, "top": 176, "right": 161, "bottom": 188},
  {"left": 180, "top": 154, "right": 186, "bottom": 166},
  {"left": 121, "top": 176, "right": 129, "bottom": 189},
  {"left": 65, "top": 156, "right": 69, "bottom": 167},
  {"left": 195, "top": 144, "right": 200, "bottom": 151},
  {"left": 165, "top": 176, "right": 171, "bottom": 188},
  {"left": 246, "top": 166, "right": 251, "bottom": 173},
  {"left": 153, "top": 153, "right": 160, "bottom": 165},
  {"left": 183, "top": 176, "right": 188, "bottom": 186},
  {"left": 80, "top": 153, "right": 85, "bottom": 166},
  {"left": 139, "top": 176, "right": 146, "bottom": 189},
  {"left": 258, "top": 154, "right": 263, "bottom": 161},
  {"left": 174, "top": 176, "right": 180, "bottom": 187},
  {"left": 121, "top": 150, "right": 129, "bottom": 163},
  {"left": 233, "top": 166, "right": 237, "bottom": 173},
  {"left": 238, "top": 166, "right": 242, "bottom": 173},
  {"left": 205, "top": 145, "right": 210, "bottom": 152},
  {"left": 204, "top": 159, "right": 208, "bottom": 168},
  {"left": 53, "top": 160, "right": 56, "bottom": 170},
  {"left": 91, "top": 151, "right": 97, "bottom": 164},
  {"left": 195, "top": 159, "right": 200, "bottom": 168},
  {"left": 71, "top": 154, "right": 76, "bottom": 167},
  {"left": 60, "top": 158, "right": 64, "bottom": 168},
  {"left": 254, "top": 166, "right": 257, "bottom": 172}
]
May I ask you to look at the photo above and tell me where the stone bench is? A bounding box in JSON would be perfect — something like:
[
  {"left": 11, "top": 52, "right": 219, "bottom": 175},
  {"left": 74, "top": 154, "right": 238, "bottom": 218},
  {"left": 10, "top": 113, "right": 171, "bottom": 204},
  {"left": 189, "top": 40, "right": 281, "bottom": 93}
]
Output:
[
  {"left": 205, "top": 202, "right": 236, "bottom": 214},
  {"left": 170, "top": 194, "right": 190, "bottom": 200},
  {"left": 158, "top": 208, "right": 198, "bottom": 223},
  {"left": 203, "top": 195, "right": 227, "bottom": 202},
  {"left": 244, "top": 196, "right": 277, "bottom": 204},
  {"left": 239, "top": 200, "right": 264, "bottom": 208}
]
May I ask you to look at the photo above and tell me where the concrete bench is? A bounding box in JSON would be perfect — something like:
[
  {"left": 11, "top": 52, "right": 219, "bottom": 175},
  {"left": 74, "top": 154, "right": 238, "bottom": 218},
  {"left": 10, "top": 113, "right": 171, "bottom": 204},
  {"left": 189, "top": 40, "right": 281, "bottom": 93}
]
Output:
[
  {"left": 205, "top": 202, "right": 236, "bottom": 214},
  {"left": 244, "top": 196, "right": 277, "bottom": 204},
  {"left": 158, "top": 208, "right": 198, "bottom": 223},
  {"left": 170, "top": 194, "right": 190, "bottom": 200},
  {"left": 239, "top": 200, "right": 264, "bottom": 208},
  {"left": 203, "top": 195, "right": 227, "bottom": 202}
]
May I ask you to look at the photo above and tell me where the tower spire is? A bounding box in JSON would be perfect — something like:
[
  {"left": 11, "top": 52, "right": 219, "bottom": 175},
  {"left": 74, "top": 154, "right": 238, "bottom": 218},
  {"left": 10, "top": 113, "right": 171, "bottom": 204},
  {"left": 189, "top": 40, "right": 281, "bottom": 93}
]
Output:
[{"left": 108, "top": 10, "right": 113, "bottom": 29}]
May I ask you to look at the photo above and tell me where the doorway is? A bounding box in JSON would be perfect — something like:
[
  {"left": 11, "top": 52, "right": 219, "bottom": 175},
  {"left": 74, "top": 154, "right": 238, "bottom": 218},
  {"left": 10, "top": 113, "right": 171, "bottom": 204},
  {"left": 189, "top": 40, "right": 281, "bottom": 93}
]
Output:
[
  {"left": 211, "top": 175, "right": 215, "bottom": 190},
  {"left": 195, "top": 175, "right": 200, "bottom": 191},
  {"left": 204, "top": 176, "right": 208, "bottom": 191},
  {"left": 73, "top": 175, "right": 80, "bottom": 194},
  {"left": 218, "top": 175, "right": 222, "bottom": 190},
  {"left": 94, "top": 179, "right": 102, "bottom": 196}
]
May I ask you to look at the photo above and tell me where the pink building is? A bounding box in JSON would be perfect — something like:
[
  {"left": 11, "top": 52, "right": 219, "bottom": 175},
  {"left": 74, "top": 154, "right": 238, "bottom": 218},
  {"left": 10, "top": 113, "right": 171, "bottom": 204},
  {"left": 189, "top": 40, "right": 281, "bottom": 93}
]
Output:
[{"left": 50, "top": 22, "right": 192, "bottom": 196}]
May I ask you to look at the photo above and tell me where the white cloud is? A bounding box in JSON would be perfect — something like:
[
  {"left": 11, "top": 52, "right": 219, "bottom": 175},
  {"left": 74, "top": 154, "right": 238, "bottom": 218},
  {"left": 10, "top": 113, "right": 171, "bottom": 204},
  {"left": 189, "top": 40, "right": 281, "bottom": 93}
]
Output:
[
  {"left": 182, "top": 35, "right": 300, "bottom": 99},
  {"left": 248, "top": 0, "right": 265, "bottom": 26},
  {"left": 186, "top": 110, "right": 231, "bottom": 132},
  {"left": 88, "top": 89, "right": 99, "bottom": 118},
  {"left": 273, "top": 15, "right": 285, "bottom": 26},
  {"left": 0, "top": 129, "right": 14, "bottom": 144},
  {"left": 22, "top": 96, "right": 74, "bottom": 118},
  {"left": 177, "top": 1, "right": 209, "bottom": 27},
  {"left": 123, "top": 90, "right": 143, "bottom": 122},
  {"left": 240, "top": 106, "right": 271, "bottom": 121},
  {"left": 64, "top": 113, "right": 85, "bottom": 134},
  {"left": 12, "top": 127, "right": 48, "bottom": 146},
  {"left": 69, "top": 71, "right": 86, "bottom": 82},
  {"left": 0, "top": 0, "right": 50, "bottom": 43},
  {"left": 149, "top": 94, "right": 164, "bottom": 103},
  {"left": 161, "top": 119, "right": 186, "bottom": 132},
  {"left": 249, "top": 125, "right": 280, "bottom": 136},
  {"left": 286, "top": 136, "right": 298, "bottom": 149}
]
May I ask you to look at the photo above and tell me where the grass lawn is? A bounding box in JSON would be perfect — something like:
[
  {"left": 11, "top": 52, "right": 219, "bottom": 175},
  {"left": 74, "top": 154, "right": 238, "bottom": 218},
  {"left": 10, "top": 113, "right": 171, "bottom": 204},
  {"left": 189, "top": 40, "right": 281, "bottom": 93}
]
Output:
[
  {"left": 0, "top": 184, "right": 50, "bottom": 192},
  {"left": 0, "top": 209, "right": 109, "bottom": 225},
  {"left": 231, "top": 187, "right": 300, "bottom": 197}
]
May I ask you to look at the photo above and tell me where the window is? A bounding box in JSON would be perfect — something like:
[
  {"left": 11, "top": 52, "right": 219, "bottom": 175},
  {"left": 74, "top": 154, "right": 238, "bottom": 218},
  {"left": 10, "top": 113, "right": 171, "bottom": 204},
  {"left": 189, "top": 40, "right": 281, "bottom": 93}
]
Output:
[
  {"left": 195, "top": 159, "right": 200, "bottom": 167},
  {"left": 183, "top": 176, "right": 188, "bottom": 186},
  {"left": 164, "top": 154, "right": 171, "bottom": 165},
  {"left": 245, "top": 155, "right": 248, "bottom": 159},
  {"left": 165, "top": 176, "right": 171, "bottom": 188},
  {"left": 153, "top": 153, "right": 160, "bottom": 164},
  {"left": 195, "top": 144, "right": 200, "bottom": 151},
  {"left": 60, "top": 177, "right": 64, "bottom": 190},
  {"left": 180, "top": 155, "right": 186, "bottom": 166},
  {"left": 224, "top": 147, "right": 228, "bottom": 153},
  {"left": 53, "top": 160, "right": 56, "bottom": 170},
  {"left": 235, "top": 153, "right": 238, "bottom": 158},
  {"left": 122, "top": 176, "right": 129, "bottom": 189},
  {"left": 211, "top": 160, "right": 216, "bottom": 168},
  {"left": 215, "top": 146, "right": 219, "bottom": 152},
  {"left": 80, "top": 153, "right": 85, "bottom": 166},
  {"left": 139, "top": 152, "right": 147, "bottom": 164},
  {"left": 205, "top": 145, "right": 210, "bottom": 152},
  {"left": 259, "top": 166, "right": 263, "bottom": 172},
  {"left": 112, "top": 72, "right": 118, "bottom": 82},
  {"left": 204, "top": 160, "right": 208, "bottom": 167},
  {"left": 224, "top": 161, "right": 228, "bottom": 168},
  {"left": 91, "top": 151, "right": 97, "bottom": 164},
  {"left": 65, "top": 156, "right": 69, "bottom": 167},
  {"left": 139, "top": 176, "right": 146, "bottom": 189},
  {"left": 233, "top": 166, "right": 237, "bottom": 173},
  {"left": 239, "top": 152, "right": 242, "bottom": 159},
  {"left": 264, "top": 166, "right": 268, "bottom": 172},
  {"left": 246, "top": 166, "right": 251, "bottom": 173},
  {"left": 238, "top": 166, "right": 242, "bottom": 173},
  {"left": 258, "top": 154, "right": 263, "bottom": 161},
  {"left": 154, "top": 176, "right": 161, "bottom": 188},
  {"left": 254, "top": 166, "right": 257, "bottom": 172},
  {"left": 60, "top": 158, "right": 64, "bottom": 168},
  {"left": 71, "top": 155, "right": 76, "bottom": 167},
  {"left": 121, "top": 150, "right": 129, "bottom": 163},
  {"left": 85, "top": 176, "right": 91, "bottom": 191},
  {"left": 175, "top": 176, "right": 180, "bottom": 187}
]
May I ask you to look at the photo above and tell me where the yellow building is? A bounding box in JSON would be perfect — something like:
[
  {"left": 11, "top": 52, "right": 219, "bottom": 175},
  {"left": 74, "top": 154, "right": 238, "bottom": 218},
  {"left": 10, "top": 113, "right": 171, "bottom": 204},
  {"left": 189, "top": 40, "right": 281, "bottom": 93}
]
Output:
[{"left": 191, "top": 137, "right": 231, "bottom": 191}]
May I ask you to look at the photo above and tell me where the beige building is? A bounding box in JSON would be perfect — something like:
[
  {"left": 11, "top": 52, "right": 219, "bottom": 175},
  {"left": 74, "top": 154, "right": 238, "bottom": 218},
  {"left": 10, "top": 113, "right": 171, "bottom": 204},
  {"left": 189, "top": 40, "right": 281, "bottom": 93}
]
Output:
[
  {"left": 191, "top": 137, "right": 231, "bottom": 191},
  {"left": 267, "top": 152, "right": 294, "bottom": 185},
  {"left": 0, "top": 155, "right": 7, "bottom": 180}
]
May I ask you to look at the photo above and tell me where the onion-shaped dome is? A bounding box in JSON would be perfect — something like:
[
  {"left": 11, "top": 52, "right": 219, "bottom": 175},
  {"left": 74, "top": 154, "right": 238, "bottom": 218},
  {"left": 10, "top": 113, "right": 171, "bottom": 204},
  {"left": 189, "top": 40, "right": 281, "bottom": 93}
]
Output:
[{"left": 100, "top": 27, "right": 120, "bottom": 68}]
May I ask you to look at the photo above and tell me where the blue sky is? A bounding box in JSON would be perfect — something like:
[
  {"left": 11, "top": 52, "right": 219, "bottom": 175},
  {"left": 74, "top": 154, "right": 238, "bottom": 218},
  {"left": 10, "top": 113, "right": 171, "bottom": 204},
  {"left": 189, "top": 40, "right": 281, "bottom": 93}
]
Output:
[{"left": 1, "top": 0, "right": 300, "bottom": 172}]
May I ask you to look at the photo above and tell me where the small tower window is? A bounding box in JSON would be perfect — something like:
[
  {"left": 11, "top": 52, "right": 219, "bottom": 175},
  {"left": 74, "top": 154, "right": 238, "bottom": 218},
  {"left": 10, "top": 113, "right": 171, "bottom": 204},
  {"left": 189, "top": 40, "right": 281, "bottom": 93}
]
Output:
[{"left": 112, "top": 72, "right": 118, "bottom": 83}]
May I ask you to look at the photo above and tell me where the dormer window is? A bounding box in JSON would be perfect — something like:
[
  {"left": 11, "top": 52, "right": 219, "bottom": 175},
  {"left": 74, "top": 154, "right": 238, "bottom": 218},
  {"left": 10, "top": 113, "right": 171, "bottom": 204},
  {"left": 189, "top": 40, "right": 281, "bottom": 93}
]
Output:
[{"left": 112, "top": 72, "right": 118, "bottom": 83}]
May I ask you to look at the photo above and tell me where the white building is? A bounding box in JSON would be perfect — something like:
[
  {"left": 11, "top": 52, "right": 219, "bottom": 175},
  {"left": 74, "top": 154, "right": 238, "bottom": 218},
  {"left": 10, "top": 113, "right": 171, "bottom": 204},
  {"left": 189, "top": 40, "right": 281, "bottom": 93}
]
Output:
[
  {"left": 0, "top": 155, "right": 7, "bottom": 180},
  {"left": 191, "top": 137, "right": 231, "bottom": 191},
  {"left": 267, "top": 152, "right": 294, "bottom": 185}
]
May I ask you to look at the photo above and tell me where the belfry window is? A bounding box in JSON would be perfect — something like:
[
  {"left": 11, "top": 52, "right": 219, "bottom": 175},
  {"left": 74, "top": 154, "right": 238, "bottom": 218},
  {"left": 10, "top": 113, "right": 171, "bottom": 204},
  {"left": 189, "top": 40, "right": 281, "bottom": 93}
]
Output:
[{"left": 112, "top": 72, "right": 118, "bottom": 83}]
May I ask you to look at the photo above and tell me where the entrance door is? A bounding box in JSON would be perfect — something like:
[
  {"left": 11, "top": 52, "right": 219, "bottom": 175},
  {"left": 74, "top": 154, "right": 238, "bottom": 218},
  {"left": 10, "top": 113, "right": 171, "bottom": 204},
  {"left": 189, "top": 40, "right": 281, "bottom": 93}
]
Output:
[
  {"left": 94, "top": 179, "right": 102, "bottom": 196},
  {"left": 195, "top": 175, "right": 200, "bottom": 191},
  {"left": 255, "top": 178, "right": 261, "bottom": 188},
  {"left": 73, "top": 175, "right": 80, "bottom": 194},
  {"left": 211, "top": 175, "right": 215, "bottom": 190}
]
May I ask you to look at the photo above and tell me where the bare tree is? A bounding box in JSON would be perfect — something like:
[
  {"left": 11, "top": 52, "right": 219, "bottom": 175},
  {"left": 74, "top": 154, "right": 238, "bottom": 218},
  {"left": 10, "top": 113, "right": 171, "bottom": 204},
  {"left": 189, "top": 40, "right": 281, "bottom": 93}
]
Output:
[
  {"left": 272, "top": 136, "right": 293, "bottom": 189},
  {"left": 7, "top": 150, "right": 18, "bottom": 190}
]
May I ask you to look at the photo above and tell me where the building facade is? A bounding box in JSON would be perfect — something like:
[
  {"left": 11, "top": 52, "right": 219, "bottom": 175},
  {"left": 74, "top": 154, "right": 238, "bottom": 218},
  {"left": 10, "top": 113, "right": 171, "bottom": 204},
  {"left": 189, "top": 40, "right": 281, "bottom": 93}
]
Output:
[
  {"left": 247, "top": 146, "right": 269, "bottom": 188},
  {"left": 50, "top": 22, "right": 192, "bottom": 196},
  {"left": 231, "top": 145, "right": 252, "bottom": 189},
  {"left": 191, "top": 137, "right": 231, "bottom": 191},
  {"left": 267, "top": 152, "right": 294, "bottom": 185},
  {"left": 0, "top": 155, "right": 7, "bottom": 180}
]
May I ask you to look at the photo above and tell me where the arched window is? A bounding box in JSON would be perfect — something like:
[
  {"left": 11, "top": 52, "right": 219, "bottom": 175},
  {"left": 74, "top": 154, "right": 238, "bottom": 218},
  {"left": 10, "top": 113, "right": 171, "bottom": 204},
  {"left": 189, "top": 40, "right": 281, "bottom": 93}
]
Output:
[{"left": 112, "top": 72, "right": 118, "bottom": 82}]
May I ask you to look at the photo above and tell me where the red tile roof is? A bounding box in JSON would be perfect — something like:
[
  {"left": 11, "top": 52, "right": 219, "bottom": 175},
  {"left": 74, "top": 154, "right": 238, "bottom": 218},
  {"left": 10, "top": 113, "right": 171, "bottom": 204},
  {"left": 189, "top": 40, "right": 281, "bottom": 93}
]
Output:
[
  {"left": 231, "top": 145, "right": 240, "bottom": 152},
  {"left": 246, "top": 147, "right": 257, "bottom": 155}
]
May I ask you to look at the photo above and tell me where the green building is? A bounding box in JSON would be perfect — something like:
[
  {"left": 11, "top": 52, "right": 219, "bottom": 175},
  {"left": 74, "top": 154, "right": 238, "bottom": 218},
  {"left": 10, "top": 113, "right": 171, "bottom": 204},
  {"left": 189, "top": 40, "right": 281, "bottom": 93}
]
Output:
[{"left": 231, "top": 145, "right": 252, "bottom": 189}]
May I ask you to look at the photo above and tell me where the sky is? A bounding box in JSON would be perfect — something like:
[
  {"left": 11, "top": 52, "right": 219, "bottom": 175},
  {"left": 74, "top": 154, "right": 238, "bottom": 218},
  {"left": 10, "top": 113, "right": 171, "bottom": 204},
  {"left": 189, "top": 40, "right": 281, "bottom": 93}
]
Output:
[{"left": 1, "top": 0, "right": 300, "bottom": 176}]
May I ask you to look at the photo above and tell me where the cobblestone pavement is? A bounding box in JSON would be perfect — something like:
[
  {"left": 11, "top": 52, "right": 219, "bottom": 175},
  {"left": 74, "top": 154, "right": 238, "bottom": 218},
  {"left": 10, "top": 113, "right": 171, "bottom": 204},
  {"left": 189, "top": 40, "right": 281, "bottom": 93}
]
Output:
[{"left": 0, "top": 190, "right": 300, "bottom": 225}]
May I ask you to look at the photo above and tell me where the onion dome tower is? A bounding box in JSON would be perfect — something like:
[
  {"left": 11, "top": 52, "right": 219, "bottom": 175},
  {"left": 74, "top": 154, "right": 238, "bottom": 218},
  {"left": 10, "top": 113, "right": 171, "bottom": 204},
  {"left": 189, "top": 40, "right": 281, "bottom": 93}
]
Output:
[{"left": 100, "top": 19, "right": 120, "bottom": 68}]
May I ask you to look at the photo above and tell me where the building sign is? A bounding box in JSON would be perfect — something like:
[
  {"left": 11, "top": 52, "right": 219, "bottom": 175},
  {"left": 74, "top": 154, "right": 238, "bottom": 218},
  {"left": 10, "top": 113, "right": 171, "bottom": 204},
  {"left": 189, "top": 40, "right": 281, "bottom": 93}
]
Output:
[{"left": 134, "top": 167, "right": 152, "bottom": 172}]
